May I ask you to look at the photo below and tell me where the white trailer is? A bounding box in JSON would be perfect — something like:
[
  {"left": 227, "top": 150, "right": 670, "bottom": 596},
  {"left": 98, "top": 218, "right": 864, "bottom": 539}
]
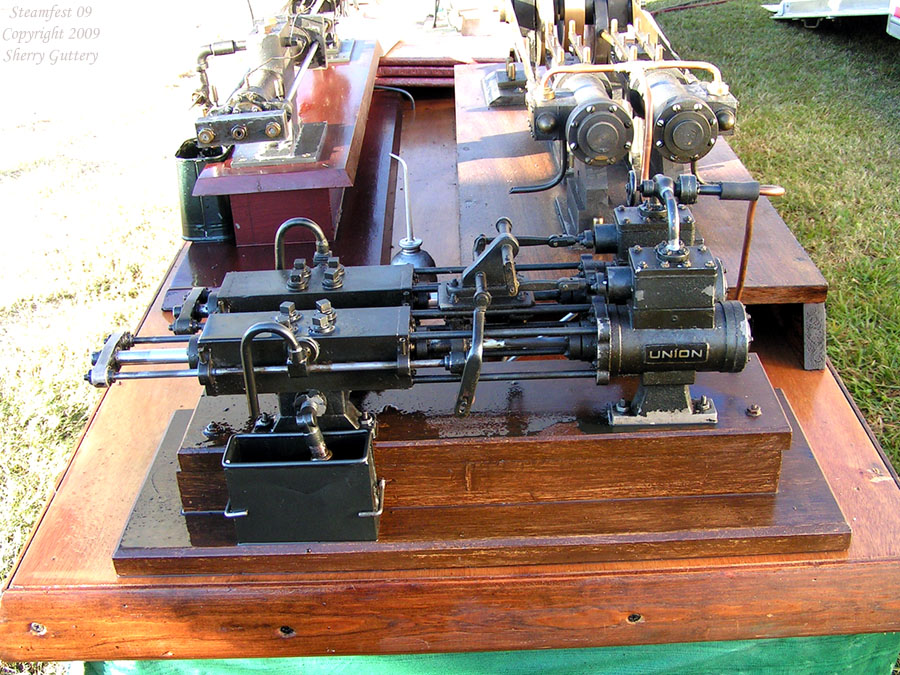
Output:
[{"left": 763, "top": 0, "right": 900, "bottom": 37}]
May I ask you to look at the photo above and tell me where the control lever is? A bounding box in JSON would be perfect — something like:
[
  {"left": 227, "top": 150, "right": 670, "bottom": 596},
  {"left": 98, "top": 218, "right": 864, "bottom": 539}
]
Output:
[{"left": 455, "top": 273, "right": 491, "bottom": 417}]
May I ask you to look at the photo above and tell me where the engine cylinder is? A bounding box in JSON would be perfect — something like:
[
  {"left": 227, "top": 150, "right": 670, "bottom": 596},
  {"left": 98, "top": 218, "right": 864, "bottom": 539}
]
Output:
[
  {"left": 648, "top": 70, "right": 719, "bottom": 164},
  {"left": 595, "top": 301, "right": 750, "bottom": 383},
  {"left": 559, "top": 73, "right": 634, "bottom": 165}
]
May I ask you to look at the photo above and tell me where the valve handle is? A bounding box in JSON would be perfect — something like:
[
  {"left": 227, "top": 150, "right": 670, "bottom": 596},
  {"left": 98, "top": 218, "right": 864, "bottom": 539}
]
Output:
[{"left": 454, "top": 273, "right": 491, "bottom": 417}]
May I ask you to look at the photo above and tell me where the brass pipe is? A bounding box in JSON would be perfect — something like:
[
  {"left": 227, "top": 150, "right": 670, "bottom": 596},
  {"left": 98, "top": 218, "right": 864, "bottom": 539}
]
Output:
[{"left": 539, "top": 60, "right": 726, "bottom": 94}]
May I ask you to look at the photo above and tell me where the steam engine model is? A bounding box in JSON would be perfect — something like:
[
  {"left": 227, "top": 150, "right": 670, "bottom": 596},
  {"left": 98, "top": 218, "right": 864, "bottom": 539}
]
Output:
[
  {"left": 191, "top": 1, "right": 352, "bottom": 166},
  {"left": 495, "top": 0, "right": 739, "bottom": 236},
  {"left": 87, "top": 174, "right": 761, "bottom": 545}
]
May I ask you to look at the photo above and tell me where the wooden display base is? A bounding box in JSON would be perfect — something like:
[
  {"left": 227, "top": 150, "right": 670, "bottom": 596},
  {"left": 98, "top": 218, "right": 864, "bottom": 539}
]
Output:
[
  {"left": 112, "top": 357, "right": 849, "bottom": 577},
  {"left": 4, "top": 89, "right": 899, "bottom": 663}
]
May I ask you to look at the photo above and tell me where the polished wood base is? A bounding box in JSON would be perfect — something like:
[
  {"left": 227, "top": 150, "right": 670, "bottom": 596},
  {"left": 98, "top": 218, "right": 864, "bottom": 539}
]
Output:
[
  {"left": 111, "top": 356, "right": 848, "bottom": 577},
  {"left": 174, "top": 356, "right": 790, "bottom": 516}
]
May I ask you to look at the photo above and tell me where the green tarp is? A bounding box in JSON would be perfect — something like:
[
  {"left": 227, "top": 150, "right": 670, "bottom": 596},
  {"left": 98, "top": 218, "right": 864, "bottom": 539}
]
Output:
[{"left": 85, "top": 632, "right": 900, "bottom": 674}]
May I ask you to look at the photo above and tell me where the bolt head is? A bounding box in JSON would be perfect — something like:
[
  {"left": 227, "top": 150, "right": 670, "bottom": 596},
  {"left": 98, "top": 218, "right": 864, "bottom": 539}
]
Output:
[
  {"left": 292, "top": 258, "right": 307, "bottom": 270},
  {"left": 280, "top": 301, "right": 296, "bottom": 315},
  {"left": 315, "top": 298, "right": 333, "bottom": 314},
  {"left": 230, "top": 124, "right": 248, "bottom": 141},
  {"left": 197, "top": 128, "right": 215, "bottom": 144}
]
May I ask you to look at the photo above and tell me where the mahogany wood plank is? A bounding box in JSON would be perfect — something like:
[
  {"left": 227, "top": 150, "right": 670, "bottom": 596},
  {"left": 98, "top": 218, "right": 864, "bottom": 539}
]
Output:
[
  {"left": 112, "top": 387, "right": 847, "bottom": 576},
  {"left": 193, "top": 41, "right": 381, "bottom": 196},
  {"left": 390, "top": 98, "right": 462, "bottom": 267},
  {"left": 454, "top": 64, "right": 826, "bottom": 304},
  {"left": 378, "top": 66, "right": 456, "bottom": 77},
  {"left": 3, "top": 561, "right": 898, "bottom": 662},
  {"left": 380, "top": 57, "right": 504, "bottom": 68},
  {"left": 229, "top": 187, "right": 341, "bottom": 246},
  {"left": 375, "top": 77, "right": 455, "bottom": 88},
  {"left": 174, "top": 357, "right": 789, "bottom": 515},
  {"left": 332, "top": 91, "right": 402, "bottom": 266}
]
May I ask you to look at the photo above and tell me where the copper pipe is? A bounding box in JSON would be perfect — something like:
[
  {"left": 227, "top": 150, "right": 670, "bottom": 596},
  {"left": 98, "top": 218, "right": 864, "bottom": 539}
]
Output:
[{"left": 734, "top": 200, "right": 757, "bottom": 302}]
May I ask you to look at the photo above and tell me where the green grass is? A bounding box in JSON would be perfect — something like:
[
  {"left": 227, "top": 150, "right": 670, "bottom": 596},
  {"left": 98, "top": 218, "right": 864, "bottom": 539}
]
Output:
[{"left": 654, "top": 4, "right": 900, "bottom": 466}]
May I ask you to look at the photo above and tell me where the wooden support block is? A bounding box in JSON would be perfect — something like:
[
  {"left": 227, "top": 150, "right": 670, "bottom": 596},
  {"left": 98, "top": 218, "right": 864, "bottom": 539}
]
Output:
[
  {"left": 229, "top": 187, "right": 341, "bottom": 247},
  {"left": 113, "top": 384, "right": 848, "bottom": 576},
  {"left": 174, "top": 356, "right": 789, "bottom": 515}
]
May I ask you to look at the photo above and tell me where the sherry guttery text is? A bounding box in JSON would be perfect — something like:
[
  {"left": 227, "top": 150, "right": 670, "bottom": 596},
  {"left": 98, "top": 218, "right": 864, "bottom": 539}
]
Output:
[{"left": 3, "top": 5, "right": 99, "bottom": 66}]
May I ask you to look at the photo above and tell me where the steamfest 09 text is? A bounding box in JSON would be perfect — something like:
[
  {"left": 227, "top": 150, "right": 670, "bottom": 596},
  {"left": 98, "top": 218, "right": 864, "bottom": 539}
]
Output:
[{"left": 3, "top": 5, "right": 99, "bottom": 66}]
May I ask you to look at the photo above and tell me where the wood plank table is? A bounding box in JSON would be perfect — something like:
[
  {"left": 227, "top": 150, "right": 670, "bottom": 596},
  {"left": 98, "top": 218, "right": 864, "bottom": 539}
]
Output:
[{"left": 2, "top": 94, "right": 899, "bottom": 664}]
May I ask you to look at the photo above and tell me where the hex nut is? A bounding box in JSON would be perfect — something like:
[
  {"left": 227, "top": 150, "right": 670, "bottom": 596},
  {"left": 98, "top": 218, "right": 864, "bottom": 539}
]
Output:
[{"left": 265, "top": 121, "right": 282, "bottom": 138}]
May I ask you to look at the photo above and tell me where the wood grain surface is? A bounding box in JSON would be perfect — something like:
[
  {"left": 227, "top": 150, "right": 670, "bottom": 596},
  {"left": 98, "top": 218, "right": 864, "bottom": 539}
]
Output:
[
  {"left": 173, "top": 356, "right": 790, "bottom": 515},
  {"left": 112, "top": 385, "right": 847, "bottom": 576}
]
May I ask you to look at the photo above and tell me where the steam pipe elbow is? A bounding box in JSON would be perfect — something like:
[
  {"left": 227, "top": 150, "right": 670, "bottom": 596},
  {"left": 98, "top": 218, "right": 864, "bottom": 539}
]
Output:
[{"left": 275, "top": 218, "right": 332, "bottom": 270}]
